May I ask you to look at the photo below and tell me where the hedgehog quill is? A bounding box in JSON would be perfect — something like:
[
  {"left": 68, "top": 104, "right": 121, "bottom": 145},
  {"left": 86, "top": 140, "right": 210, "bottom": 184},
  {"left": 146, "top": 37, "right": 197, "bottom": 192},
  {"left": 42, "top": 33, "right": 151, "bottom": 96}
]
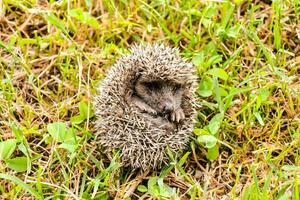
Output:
[{"left": 94, "top": 44, "right": 197, "bottom": 170}]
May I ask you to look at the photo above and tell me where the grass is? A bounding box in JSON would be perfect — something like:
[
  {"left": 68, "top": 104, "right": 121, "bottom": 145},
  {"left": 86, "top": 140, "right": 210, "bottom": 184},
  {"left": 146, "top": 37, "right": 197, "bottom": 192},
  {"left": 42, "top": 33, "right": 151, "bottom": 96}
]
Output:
[{"left": 0, "top": 0, "right": 299, "bottom": 199}]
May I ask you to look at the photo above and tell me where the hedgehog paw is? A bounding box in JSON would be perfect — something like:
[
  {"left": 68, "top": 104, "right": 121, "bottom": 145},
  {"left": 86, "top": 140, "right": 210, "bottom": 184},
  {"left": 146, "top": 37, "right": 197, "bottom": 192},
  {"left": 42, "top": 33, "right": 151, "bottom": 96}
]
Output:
[
  {"left": 171, "top": 108, "right": 185, "bottom": 123},
  {"left": 162, "top": 122, "right": 175, "bottom": 132}
]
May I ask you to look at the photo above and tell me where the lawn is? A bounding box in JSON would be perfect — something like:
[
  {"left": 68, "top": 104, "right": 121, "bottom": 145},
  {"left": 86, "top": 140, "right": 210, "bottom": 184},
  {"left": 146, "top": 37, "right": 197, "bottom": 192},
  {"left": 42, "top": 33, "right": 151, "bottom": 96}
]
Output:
[{"left": 0, "top": 0, "right": 299, "bottom": 199}]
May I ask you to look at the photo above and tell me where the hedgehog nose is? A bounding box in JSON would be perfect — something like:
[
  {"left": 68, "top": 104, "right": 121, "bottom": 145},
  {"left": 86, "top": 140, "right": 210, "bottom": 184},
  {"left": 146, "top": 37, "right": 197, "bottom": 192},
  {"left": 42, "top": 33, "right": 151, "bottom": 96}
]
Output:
[{"left": 163, "top": 102, "right": 174, "bottom": 114}]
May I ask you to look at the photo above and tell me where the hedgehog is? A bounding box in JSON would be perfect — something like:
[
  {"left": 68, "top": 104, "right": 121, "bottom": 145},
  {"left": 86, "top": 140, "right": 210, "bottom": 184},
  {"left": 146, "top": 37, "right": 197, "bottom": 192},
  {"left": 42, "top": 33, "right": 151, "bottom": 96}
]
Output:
[{"left": 94, "top": 43, "right": 197, "bottom": 170}]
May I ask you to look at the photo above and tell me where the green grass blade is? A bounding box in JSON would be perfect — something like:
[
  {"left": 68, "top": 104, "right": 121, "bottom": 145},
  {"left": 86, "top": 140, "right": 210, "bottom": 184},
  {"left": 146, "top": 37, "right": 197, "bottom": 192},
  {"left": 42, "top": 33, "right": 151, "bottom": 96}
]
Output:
[{"left": 0, "top": 173, "right": 42, "bottom": 199}]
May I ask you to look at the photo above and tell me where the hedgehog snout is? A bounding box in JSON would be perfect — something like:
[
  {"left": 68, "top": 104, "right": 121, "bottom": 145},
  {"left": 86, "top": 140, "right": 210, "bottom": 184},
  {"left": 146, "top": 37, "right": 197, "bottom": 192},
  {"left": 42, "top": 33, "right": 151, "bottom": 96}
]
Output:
[{"left": 163, "top": 101, "right": 174, "bottom": 114}]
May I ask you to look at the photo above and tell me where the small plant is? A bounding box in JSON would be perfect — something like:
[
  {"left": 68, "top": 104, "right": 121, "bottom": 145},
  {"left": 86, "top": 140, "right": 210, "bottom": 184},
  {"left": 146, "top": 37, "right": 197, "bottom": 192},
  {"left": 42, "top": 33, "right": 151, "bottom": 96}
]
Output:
[
  {"left": 47, "top": 122, "right": 80, "bottom": 153},
  {"left": 0, "top": 123, "right": 32, "bottom": 173},
  {"left": 194, "top": 113, "right": 223, "bottom": 161},
  {"left": 70, "top": 101, "right": 94, "bottom": 125},
  {"left": 47, "top": 101, "right": 93, "bottom": 153},
  {"left": 137, "top": 176, "right": 176, "bottom": 199},
  {"left": 0, "top": 139, "right": 29, "bottom": 172},
  {"left": 194, "top": 46, "right": 229, "bottom": 160}
]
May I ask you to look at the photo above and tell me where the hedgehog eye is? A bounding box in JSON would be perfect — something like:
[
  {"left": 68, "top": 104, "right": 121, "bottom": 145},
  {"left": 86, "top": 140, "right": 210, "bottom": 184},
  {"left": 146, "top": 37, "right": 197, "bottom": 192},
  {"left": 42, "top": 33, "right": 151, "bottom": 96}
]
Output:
[
  {"left": 143, "top": 81, "right": 161, "bottom": 91},
  {"left": 173, "top": 84, "right": 181, "bottom": 92}
]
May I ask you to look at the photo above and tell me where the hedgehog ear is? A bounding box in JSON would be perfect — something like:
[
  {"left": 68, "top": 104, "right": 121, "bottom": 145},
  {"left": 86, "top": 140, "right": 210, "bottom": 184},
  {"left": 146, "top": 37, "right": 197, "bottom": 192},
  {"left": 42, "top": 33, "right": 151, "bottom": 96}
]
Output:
[
  {"left": 124, "top": 90, "right": 133, "bottom": 105},
  {"left": 133, "top": 74, "right": 143, "bottom": 84}
]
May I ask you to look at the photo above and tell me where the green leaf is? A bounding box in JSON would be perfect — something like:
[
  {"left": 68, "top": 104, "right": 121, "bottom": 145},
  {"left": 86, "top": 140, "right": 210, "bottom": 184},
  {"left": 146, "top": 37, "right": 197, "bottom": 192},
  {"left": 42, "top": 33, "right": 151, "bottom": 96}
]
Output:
[
  {"left": 83, "top": 12, "right": 101, "bottom": 29},
  {"left": 203, "top": 4, "right": 217, "bottom": 18},
  {"left": 69, "top": 8, "right": 100, "bottom": 29},
  {"left": 157, "top": 178, "right": 164, "bottom": 190},
  {"left": 207, "top": 145, "right": 219, "bottom": 161},
  {"left": 272, "top": 0, "right": 282, "bottom": 50},
  {"left": 137, "top": 185, "right": 148, "bottom": 193},
  {"left": 177, "top": 152, "right": 190, "bottom": 167},
  {"left": 10, "top": 123, "right": 23, "bottom": 141},
  {"left": 206, "top": 54, "right": 223, "bottom": 67},
  {"left": 254, "top": 112, "right": 265, "bottom": 126},
  {"left": 227, "top": 24, "right": 241, "bottom": 38},
  {"left": 213, "top": 77, "right": 224, "bottom": 112},
  {"left": 282, "top": 165, "right": 300, "bottom": 171},
  {"left": 192, "top": 53, "right": 204, "bottom": 68},
  {"left": 46, "top": 13, "right": 67, "bottom": 33},
  {"left": 70, "top": 115, "right": 84, "bottom": 125},
  {"left": 202, "top": 18, "right": 211, "bottom": 28},
  {"left": 166, "top": 146, "right": 175, "bottom": 162},
  {"left": 64, "top": 128, "right": 77, "bottom": 142},
  {"left": 148, "top": 177, "right": 160, "bottom": 196},
  {"left": 157, "top": 178, "right": 172, "bottom": 197},
  {"left": 197, "top": 135, "right": 217, "bottom": 148},
  {"left": 79, "top": 101, "right": 92, "bottom": 118},
  {"left": 48, "top": 125, "right": 79, "bottom": 153},
  {"left": 204, "top": 41, "right": 217, "bottom": 54},
  {"left": 221, "top": 1, "right": 235, "bottom": 28},
  {"left": 47, "top": 122, "right": 67, "bottom": 142},
  {"left": 193, "top": 128, "right": 209, "bottom": 136},
  {"left": 259, "top": 88, "right": 270, "bottom": 102},
  {"left": 0, "top": 139, "right": 17, "bottom": 160},
  {"left": 255, "top": 88, "right": 270, "bottom": 111},
  {"left": 58, "top": 143, "right": 78, "bottom": 153},
  {"left": 219, "top": 86, "right": 229, "bottom": 97},
  {"left": 159, "top": 164, "right": 174, "bottom": 178},
  {"left": 216, "top": 27, "right": 227, "bottom": 39},
  {"left": 0, "top": 173, "right": 42, "bottom": 199},
  {"left": 206, "top": 68, "right": 229, "bottom": 80},
  {"left": 6, "top": 157, "right": 29, "bottom": 172},
  {"left": 208, "top": 113, "right": 224, "bottom": 135},
  {"left": 18, "top": 143, "right": 30, "bottom": 157},
  {"left": 197, "top": 77, "right": 213, "bottom": 97},
  {"left": 187, "top": 8, "right": 202, "bottom": 16},
  {"left": 277, "top": 192, "right": 291, "bottom": 200},
  {"left": 262, "top": 170, "right": 273, "bottom": 199},
  {"left": 71, "top": 101, "right": 94, "bottom": 124}
]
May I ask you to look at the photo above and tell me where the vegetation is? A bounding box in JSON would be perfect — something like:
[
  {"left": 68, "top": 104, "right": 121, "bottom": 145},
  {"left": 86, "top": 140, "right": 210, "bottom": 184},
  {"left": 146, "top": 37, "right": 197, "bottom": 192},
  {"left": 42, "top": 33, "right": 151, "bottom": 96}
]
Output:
[{"left": 0, "top": 0, "right": 299, "bottom": 199}]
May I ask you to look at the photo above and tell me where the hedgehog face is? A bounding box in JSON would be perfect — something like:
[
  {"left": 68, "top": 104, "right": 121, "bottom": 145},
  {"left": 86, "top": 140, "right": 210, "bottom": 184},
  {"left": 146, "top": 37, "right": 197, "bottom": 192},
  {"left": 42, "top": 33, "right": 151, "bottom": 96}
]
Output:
[{"left": 134, "top": 75, "right": 185, "bottom": 120}]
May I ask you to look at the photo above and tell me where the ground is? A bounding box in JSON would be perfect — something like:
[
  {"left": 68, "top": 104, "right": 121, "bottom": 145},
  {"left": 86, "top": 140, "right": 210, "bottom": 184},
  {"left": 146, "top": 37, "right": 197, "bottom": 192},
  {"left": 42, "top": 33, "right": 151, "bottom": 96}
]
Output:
[{"left": 0, "top": 0, "right": 299, "bottom": 199}]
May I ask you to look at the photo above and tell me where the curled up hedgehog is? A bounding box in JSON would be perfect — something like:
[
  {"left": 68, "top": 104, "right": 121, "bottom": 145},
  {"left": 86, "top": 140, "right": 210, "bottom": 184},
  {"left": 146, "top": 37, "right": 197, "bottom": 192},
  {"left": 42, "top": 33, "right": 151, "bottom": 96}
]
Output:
[{"left": 94, "top": 44, "right": 197, "bottom": 170}]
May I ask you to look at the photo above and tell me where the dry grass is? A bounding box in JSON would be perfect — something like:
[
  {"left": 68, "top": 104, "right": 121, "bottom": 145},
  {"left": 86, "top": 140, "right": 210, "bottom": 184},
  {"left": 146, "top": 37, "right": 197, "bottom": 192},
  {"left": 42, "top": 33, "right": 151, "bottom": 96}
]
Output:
[{"left": 0, "top": 0, "right": 299, "bottom": 199}]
